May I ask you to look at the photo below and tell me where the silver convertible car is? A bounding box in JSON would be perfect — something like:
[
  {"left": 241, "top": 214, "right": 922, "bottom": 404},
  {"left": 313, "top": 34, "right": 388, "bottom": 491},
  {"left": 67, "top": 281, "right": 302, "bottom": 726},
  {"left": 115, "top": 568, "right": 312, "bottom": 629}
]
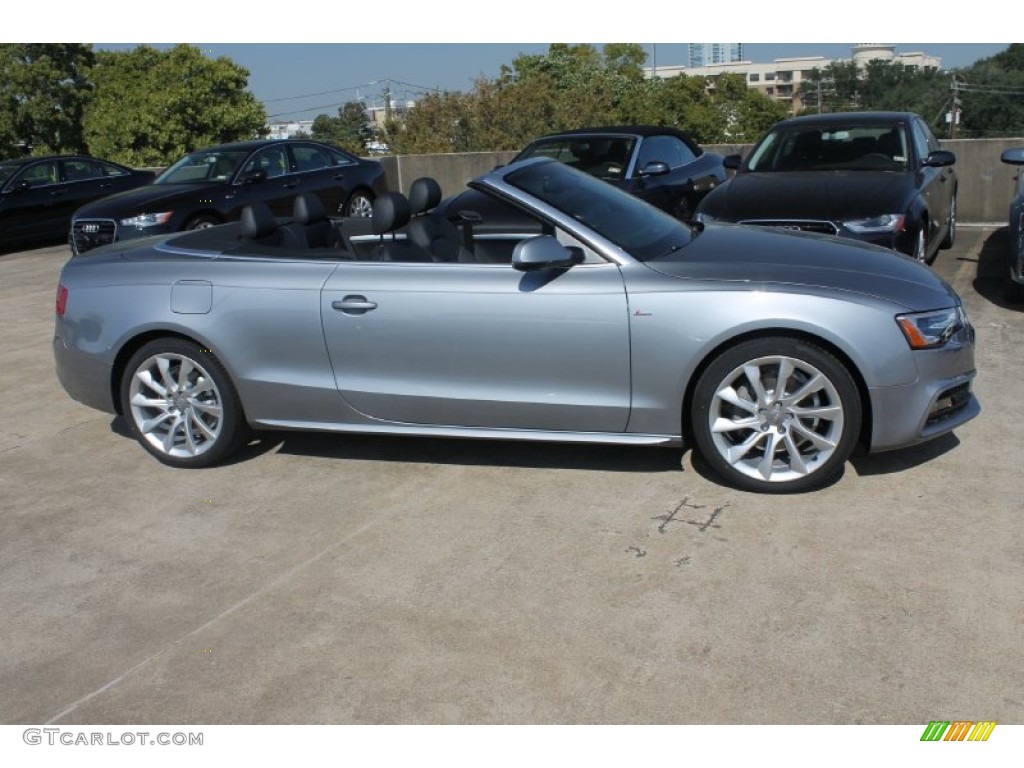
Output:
[{"left": 53, "top": 158, "right": 979, "bottom": 493}]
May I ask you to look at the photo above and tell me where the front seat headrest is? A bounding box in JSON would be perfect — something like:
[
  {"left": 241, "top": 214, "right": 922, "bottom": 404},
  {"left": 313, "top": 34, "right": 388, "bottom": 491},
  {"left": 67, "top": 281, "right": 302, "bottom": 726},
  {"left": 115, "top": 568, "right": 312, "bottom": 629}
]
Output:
[
  {"left": 372, "top": 192, "right": 411, "bottom": 235},
  {"left": 408, "top": 177, "right": 442, "bottom": 216},
  {"left": 293, "top": 193, "right": 327, "bottom": 224},
  {"left": 239, "top": 203, "right": 277, "bottom": 239}
]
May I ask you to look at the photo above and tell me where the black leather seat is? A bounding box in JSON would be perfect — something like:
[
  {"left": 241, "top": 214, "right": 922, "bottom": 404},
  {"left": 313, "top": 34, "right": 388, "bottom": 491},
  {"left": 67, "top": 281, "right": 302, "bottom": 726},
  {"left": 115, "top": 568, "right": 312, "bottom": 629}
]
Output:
[
  {"left": 287, "top": 193, "right": 340, "bottom": 249},
  {"left": 407, "top": 177, "right": 475, "bottom": 263},
  {"left": 370, "top": 192, "right": 434, "bottom": 262},
  {"left": 238, "top": 203, "right": 285, "bottom": 245}
]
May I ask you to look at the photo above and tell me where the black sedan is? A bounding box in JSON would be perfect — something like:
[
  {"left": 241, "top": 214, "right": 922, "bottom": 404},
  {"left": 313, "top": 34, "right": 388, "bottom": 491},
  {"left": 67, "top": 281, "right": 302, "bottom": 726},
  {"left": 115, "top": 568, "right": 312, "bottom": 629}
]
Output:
[
  {"left": 695, "top": 111, "right": 957, "bottom": 264},
  {"left": 0, "top": 155, "right": 154, "bottom": 250},
  {"left": 70, "top": 139, "right": 387, "bottom": 254}
]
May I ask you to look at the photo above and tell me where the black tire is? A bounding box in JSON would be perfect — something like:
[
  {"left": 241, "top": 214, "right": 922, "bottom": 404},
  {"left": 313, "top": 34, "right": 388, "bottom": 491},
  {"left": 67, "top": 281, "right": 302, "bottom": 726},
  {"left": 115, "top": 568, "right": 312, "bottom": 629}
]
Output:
[
  {"left": 1006, "top": 278, "right": 1024, "bottom": 304},
  {"left": 940, "top": 194, "right": 956, "bottom": 249},
  {"left": 690, "top": 337, "right": 862, "bottom": 494},
  {"left": 120, "top": 338, "right": 248, "bottom": 468},
  {"left": 185, "top": 214, "right": 219, "bottom": 231},
  {"left": 343, "top": 189, "right": 375, "bottom": 218}
]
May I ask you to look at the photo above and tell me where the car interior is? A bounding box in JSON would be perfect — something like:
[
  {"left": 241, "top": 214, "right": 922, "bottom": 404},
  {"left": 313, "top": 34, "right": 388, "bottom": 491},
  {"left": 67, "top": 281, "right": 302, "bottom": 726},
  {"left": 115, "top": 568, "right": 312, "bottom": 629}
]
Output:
[{"left": 166, "top": 180, "right": 541, "bottom": 265}]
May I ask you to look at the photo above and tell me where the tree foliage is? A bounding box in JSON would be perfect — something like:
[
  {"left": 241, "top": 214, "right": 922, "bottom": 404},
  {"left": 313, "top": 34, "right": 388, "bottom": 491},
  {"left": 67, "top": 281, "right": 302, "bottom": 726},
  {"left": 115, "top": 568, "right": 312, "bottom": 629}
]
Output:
[
  {"left": 311, "top": 101, "right": 374, "bottom": 154},
  {"left": 956, "top": 44, "right": 1024, "bottom": 138},
  {"left": 82, "top": 45, "right": 266, "bottom": 166},
  {"left": 386, "top": 44, "right": 785, "bottom": 153},
  {"left": 0, "top": 44, "right": 95, "bottom": 158}
]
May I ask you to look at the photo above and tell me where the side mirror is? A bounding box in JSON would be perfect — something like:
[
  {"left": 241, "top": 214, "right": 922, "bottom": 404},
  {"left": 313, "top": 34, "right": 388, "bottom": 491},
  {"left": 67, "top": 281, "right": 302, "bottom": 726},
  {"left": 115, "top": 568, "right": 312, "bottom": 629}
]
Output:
[
  {"left": 241, "top": 169, "right": 267, "bottom": 184},
  {"left": 637, "top": 161, "right": 669, "bottom": 177},
  {"left": 922, "top": 150, "right": 955, "bottom": 168},
  {"left": 723, "top": 154, "right": 743, "bottom": 170},
  {"left": 512, "top": 235, "right": 584, "bottom": 271},
  {"left": 1001, "top": 148, "right": 1024, "bottom": 166}
]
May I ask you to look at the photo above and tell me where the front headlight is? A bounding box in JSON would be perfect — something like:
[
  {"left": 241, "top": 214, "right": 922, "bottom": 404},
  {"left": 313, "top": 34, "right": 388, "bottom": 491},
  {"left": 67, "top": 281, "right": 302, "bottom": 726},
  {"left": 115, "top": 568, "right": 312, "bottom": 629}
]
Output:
[
  {"left": 120, "top": 211, "right": 173, "bottom": 228},
  {"left": 895, "top": 307, "right": 965, "bottom": 349},
  {"left": 844, "top": 213, "right": 905, "bottom": 234},
  {"left": 694, "top": 211, "right": 717, "bottom": 224}
]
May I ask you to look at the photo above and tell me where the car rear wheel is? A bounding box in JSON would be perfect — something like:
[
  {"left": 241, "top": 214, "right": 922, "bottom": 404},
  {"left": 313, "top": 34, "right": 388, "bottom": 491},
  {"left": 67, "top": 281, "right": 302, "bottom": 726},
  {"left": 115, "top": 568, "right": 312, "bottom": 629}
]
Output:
[
  {"left": 690, "top": 337, "right": 862, "bottom": 493},
  {"left": 120, "top": 338, "right": 247, "bottom": 468},
  {"left": 185, "top": 214, "right": 218, "bottom": 231},
  {"left": 940, "top": 194, "right": 956, "bottom": 249},
  {"left": 343, "top": 190, "right": 375, "bottom": 218}
]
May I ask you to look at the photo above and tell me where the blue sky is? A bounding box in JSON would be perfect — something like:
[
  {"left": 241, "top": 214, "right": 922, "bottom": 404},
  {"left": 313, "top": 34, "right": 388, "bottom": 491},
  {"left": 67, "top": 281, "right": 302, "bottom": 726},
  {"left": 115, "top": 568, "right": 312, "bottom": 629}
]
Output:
[
  {"left": 92, "top": 43, "right": 1011, "bottom": 122},
  {"left": 19, "top": 1, "right": 1011, "bottom": 120}
]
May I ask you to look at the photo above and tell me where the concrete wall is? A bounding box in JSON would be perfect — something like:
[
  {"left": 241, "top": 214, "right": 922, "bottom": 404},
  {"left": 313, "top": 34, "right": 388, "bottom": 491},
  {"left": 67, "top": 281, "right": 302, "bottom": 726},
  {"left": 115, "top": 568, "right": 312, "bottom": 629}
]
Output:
[{"left": 377, "top": 139, "right": 1024, "bottom": 224}]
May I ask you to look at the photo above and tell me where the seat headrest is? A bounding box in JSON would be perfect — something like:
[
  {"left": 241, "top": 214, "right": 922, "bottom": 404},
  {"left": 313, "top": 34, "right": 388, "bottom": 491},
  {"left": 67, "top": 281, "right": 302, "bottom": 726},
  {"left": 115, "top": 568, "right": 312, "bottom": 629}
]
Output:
[
  {"left": 239, "top": 203, "right": 277, "bottom": 239},
  {"left": 293, "top": 193, "right": 327, "bottom": 224},
  {"left": 372, "top": 192, "right": 411, "bottom": 235},
  {"left": 408, "top": 177, "right": 442, "bottom": 216}
]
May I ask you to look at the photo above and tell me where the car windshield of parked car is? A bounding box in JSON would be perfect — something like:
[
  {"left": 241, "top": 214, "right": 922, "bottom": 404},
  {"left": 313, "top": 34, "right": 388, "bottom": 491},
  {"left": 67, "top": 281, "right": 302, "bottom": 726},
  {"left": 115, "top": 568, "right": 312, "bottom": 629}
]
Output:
[
  {"left": 515, "top": 137, "right": 637, "bottom": 181},
  {"left": 155, "top": 150, "right": 252, "bottom": 185},
  {"left": 504, "top": 161, "right": 693, "bottom": 261},
  {"left": 746, "top": 123, "right": 910, "bottom": 172}
]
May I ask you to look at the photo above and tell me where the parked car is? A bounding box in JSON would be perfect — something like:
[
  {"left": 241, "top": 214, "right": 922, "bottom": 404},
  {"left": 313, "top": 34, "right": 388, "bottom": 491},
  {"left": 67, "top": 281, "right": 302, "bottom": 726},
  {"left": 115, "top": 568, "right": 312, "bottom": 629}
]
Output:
[
  {"left": 511, "top": 126, "right": 727, "bottom": 220},
  {"left": 0, "top": 155, "right": 154, "bottom": 249},
  {"left": 54, "top": 157, "right": 979, "bottom": 494},
  {"left": 695, "top": 111, "right": 958, "bottom": 263},
  {"left": 1000, "top": 147, "right": 1024, "bottom": 302},
  {"left": 69, "top": 139, "right": 387, "bottom": 255},
  {"left": 434, "top": 126, "right": 726, "bottom": 236}
]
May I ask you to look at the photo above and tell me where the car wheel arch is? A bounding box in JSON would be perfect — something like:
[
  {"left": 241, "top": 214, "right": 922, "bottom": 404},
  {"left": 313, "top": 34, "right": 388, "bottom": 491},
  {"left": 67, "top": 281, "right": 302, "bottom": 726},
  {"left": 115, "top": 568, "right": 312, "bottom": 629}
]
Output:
[
  {"left": 110, "top": 329, "right": 229, "bottom": 417},
  {"left": 680, "top": 328, "right": 873, "bottom": 450},
  {"left": 183, "top": 211, "right": 223, "bottom": 230}
]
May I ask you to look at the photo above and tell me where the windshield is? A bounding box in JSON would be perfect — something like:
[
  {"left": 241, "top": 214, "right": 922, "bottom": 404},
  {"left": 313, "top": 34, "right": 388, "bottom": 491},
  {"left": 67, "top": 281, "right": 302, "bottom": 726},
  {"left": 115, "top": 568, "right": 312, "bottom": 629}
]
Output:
[
  {"left": 155, "top": 150, "right": 251, "bottom": 185},
  {"left": 746, "top": 123, "right": 909, "bottom": 172},
  {"left": 504, "top": 161, "right": 692, "bottom": 261},
  {"left": 515, "top": 136, "right": 636, "bottom": 182}
]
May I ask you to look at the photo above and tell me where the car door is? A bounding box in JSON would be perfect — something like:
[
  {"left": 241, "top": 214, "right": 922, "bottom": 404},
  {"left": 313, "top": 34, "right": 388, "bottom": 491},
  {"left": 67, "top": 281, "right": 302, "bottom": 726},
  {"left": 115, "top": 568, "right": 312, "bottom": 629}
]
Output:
[
  {"left": 59, "top": 157, "right": 117, "bottom": 213},
  {"left": 235, "top": 145, "right": 301, "bottom": 216},
  {"left": 319, "top": 239, "right": 631, "bottom": 433},
  {"left": 911, "top": 119, "right": 954, "bottom": 246},
  {"left": 629, "top": 134, "right": 701, "bottom": 216},
  {"left": 0, "top": 160, "right": 66, "bottom": 241},
  {"left": 289, "top": 143, "right": 351, "bottom": 214}
]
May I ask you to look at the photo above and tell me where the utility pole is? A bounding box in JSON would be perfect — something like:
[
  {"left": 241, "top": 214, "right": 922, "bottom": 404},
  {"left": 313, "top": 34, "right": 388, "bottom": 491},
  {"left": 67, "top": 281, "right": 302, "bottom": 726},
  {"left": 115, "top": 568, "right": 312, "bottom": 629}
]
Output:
[
  {"left": 384, "top": 82, "right": 392, "bottom": 123},
  {"left": 949, "top": 75, "right": 962, "bottom": 140}
]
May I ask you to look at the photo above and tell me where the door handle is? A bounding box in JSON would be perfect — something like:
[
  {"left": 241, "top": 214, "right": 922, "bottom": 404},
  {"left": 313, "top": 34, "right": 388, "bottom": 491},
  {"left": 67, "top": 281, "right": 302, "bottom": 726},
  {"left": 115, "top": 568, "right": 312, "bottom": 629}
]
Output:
[
  {"left": 331, "top": 296, "right": 377, "bottom": 314},
  {"left": 334, "top": 174, "right": 346, "bottom": 180},
  {"left": 283, "top": 182, "right": 298, "bottom": 189}
]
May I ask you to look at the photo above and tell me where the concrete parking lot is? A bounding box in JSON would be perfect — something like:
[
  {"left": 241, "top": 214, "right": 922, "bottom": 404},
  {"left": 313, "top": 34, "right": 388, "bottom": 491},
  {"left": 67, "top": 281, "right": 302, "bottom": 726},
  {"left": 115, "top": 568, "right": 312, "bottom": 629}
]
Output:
[{"left": 1, "top": 228, "right": 1021, "bottom": 725}]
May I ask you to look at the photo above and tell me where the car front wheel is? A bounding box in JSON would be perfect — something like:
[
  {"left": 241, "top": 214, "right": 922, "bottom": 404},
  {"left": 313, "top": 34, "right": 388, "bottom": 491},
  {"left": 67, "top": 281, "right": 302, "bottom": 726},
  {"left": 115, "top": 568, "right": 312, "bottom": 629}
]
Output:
[
  {"left": 120, "top": 338, "right": 247, "bottom": 468},
  {"left": 690, "top": 337, "right": 862, "bottom": 493}
]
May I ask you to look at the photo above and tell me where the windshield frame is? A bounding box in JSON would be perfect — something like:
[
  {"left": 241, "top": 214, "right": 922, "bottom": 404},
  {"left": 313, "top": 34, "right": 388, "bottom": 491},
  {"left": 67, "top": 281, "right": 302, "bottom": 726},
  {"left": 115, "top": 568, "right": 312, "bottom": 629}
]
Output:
[{"left": 490, "top": 159, "right": 694, "bottom": 263}]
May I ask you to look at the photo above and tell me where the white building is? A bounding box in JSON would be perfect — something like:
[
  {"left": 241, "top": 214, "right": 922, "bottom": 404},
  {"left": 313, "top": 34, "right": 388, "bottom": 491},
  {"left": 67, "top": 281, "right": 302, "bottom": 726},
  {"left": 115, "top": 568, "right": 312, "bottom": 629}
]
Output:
[
  {"left": 688, "top": 43, "right": 744, "bottom": 68},
  {"left": 648, "top": 44, "right": 942, "bottom": 114},
  {"left": 265, "top": 120, "right": 315, "bottom": 139}
]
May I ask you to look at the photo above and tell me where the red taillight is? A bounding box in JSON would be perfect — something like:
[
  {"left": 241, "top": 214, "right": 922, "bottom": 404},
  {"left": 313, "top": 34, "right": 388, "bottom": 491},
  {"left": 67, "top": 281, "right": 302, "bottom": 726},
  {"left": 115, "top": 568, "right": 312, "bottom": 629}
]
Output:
[{"left": 55, "top": 285, "right": 68, "bottom": 316}]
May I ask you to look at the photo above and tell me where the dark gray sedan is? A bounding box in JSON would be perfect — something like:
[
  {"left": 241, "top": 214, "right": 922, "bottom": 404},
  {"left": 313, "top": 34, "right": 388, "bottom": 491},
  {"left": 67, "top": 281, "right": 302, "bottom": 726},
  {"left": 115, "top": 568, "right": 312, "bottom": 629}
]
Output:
[
  {"left": 1001, "top": 147, "right": 1024, "bottom": 302},
  {"left": 53, "top": 157, "right": 979, "bottom": 493}
]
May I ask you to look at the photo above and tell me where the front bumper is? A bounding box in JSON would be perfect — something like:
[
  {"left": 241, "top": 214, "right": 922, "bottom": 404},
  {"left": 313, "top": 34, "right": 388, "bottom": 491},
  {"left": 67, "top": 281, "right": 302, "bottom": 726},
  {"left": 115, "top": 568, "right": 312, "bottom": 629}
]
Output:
[{"left": 868, "top": 326, "right": 979, "bottom": 451}]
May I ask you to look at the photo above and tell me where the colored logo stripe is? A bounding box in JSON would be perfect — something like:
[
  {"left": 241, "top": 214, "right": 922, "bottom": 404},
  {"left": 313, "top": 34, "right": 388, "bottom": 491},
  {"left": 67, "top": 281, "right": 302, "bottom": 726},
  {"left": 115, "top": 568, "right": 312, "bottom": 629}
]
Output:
[{"left": 920, "top": 720, "right": 996, "bottom": 741}]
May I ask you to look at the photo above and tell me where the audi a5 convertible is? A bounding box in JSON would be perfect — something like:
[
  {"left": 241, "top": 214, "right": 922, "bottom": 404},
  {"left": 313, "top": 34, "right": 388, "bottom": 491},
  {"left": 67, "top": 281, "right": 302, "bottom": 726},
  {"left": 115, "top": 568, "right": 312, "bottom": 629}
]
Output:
[{"left": 54, "top": 157, "right": 979, "bottom": 493}]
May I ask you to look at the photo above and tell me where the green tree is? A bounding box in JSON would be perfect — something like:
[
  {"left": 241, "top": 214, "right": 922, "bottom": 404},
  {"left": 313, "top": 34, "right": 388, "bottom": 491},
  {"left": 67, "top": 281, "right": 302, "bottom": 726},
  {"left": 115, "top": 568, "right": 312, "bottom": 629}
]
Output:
[
  {"left": 0, "top": 44, "right": 94, "bottom": 158},
  {"left": 957, "top": 44, "right": 1024, "bottom": 138},
  {"left": 83, "top": 44, "right": 266, "bottom": 166},
  {"left": 311, "top": 101, "right": 373, "bottom": 154}
]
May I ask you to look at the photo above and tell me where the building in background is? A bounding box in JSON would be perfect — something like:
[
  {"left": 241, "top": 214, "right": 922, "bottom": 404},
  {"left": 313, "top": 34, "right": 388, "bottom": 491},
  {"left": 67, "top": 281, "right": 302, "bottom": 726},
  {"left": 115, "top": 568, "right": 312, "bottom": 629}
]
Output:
[
  {"left": 266, "top": 120, "right": 314, "bottom": 139},
  {"left": 688, "top": 44, "right": 744, "bottom": 68},
  {"left": 650, "top": 44, "right": 941, "bottom": 114}
]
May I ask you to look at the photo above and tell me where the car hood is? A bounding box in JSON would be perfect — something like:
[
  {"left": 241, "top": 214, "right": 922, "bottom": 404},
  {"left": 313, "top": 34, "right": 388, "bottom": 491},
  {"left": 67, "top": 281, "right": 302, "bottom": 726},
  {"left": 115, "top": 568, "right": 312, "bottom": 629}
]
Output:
[
  {"left": 73, "top": 183, "right": 220, "bottom": 218},
  {"left": 699, "top": 171, "right": 914, "bottom": 221},
  {"left": 645, "top": 223, "right": 960, "bottom": 311}
]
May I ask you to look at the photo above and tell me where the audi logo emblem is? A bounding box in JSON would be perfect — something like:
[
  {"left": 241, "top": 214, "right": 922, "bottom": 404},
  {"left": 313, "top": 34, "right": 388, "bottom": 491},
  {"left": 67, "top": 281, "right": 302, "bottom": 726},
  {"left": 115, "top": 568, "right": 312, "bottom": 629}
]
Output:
[{"left": 81, "top": 224, "right": 100, "bottom": 234}]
